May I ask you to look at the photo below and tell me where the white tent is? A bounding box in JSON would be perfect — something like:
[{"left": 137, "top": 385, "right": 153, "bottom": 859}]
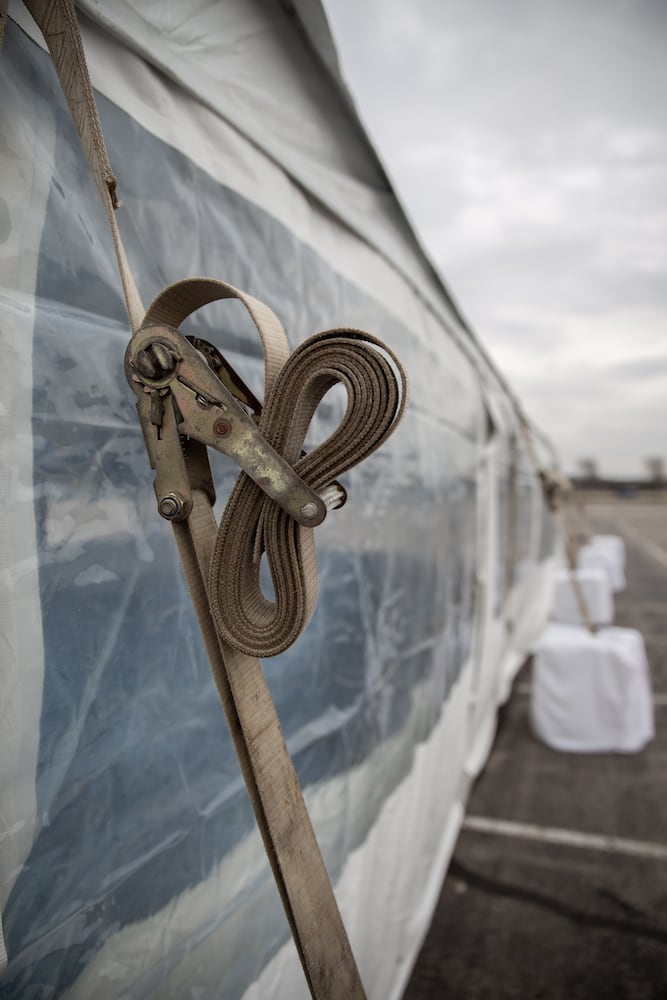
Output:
[{"left": 1, "top": 3, "right": 558, "bottom": 996}]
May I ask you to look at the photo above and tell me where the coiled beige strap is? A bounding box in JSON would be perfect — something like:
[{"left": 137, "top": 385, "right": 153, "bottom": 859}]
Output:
[
  {"left": 143, "top": 278, "right": 407, "bottom": 657},
  {"left": 213, "top": 328, "right": 405, "bottom": 655}
]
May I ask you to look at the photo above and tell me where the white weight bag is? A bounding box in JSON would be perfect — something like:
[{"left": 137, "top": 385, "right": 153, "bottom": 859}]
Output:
[
  {"left": 532, "top": 624, "right": 654, "bottom": 753},
  {"left": 578, "top": 539, "right": 626, "bottom": 593},
  {"left": 592, "top": 534, "right": 626, "bottom": 569},
  {"left": 551, "top": 567, "right": 614, "bottom": 627}
]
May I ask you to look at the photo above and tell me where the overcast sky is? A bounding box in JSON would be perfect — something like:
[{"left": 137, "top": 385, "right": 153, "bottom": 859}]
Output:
[{"left": 323, "top": 0, "right": 666, "bottom": 478}]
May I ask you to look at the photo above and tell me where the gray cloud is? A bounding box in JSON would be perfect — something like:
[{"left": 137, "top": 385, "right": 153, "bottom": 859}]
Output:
[
  {"left": 325, "top": 0, "right": 667, "bottom": 476},
  {"left": 607, "top": 356, "right": 667, "bottom": 381}
]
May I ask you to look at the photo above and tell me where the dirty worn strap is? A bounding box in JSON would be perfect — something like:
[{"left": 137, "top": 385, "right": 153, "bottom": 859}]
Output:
[
  {"left": 141, "top": 282, "right": 408, "bottom": 997},
  {"left": 173, "top": 491, "right": 370, "bottom": 999},
  {"left": 563, "top": 534, "right": 596, "bottom": 635},
  {"left": 25, "top": 0, "right": 144, "bottom": 331},
  {"left": 143, "top": 279, "right": 406, "bottom": 997},
  {"left": 144, "top": 278, "right": 406, "bottom": 657},
  {"left": 25, "top": 5, "right": 403, "bottom": 995}
]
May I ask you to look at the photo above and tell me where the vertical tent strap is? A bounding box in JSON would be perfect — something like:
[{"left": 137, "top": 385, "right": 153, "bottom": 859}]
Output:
[
  {"left": 504, "top": 431, "right": 518, "bottom": 630},
  {"left": 563, "top": 527, "right": 597, "bottom": 636},
  {"left": 22, "top": 2, "right": 370, "bottom": 996}
]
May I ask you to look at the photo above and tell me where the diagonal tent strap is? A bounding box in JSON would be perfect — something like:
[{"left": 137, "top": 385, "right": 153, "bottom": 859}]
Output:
[
  {"left": 20, "top": 3, "right": 407, "bottom": 997},
  {"left": 172, "top": 490, "right": 367, "bottom": 999},
  {"left": 24, "top": 0, "right": 144, "bottom": 331},
  {"left": 141, "top": 279, "right": 407, "bottom": 995}
]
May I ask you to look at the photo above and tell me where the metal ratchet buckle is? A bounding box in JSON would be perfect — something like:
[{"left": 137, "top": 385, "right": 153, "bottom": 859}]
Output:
[{"left": 125, "top": 324, "right": 338, "bottom": 527}]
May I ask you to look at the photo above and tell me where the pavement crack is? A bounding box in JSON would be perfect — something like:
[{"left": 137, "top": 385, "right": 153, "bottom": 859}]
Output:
[
  {"left": 449, "top": 858, "right": 667, "bottom": 947},
  {"left": 596, "top": 886, "right": 654, "bottom": 921}
]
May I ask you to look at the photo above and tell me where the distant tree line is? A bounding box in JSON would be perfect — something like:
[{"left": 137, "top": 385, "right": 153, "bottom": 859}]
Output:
[{"left": 572, "top": 457, "right": 665, "bottom": 492}]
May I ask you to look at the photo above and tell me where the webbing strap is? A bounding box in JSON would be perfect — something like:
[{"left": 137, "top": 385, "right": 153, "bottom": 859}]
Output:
[
  {"left": 172, "top": 492, "right": 366, "bottom": 998},
  {"left": 563, "top": 532, "right": 597, "bottom": 635},
  {"left": 25, "top": 0, "right": 144, "bottom": 332},
  {"left": 142, "top": 279, "right": 406, "bottom": 658},
  {"left": 22, "top": 2, "right": 407, "bottom": 995}
]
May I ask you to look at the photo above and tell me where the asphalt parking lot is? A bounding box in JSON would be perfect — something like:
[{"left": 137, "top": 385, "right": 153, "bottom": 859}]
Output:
[{"left": 404, "top": 498, "right": 667, "bottom": 1000}]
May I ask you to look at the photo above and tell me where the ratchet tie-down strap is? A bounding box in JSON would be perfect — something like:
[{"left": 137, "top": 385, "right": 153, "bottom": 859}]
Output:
[{"left": 24, "top": 2, "right": 407, "bottom": 997}]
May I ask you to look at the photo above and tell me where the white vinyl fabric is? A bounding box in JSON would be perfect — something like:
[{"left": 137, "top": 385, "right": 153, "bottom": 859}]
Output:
[
  {"left": 73, "top": 0, "right": 471, "bottom": 344},
  {"left": 0, "top": 7, "right": 559, "bottom": 998},
  {"left": 10, "top": 0, "right": 521, "bottom": 419},
  {"left": 578, "top": 540, "right": 626, "bottom": 593},
  {"left": 532, "top": 624, "right": 654, "bottom": 753},
  {"left": 551, "top": 568, "right": 614, "bottom": 627}
]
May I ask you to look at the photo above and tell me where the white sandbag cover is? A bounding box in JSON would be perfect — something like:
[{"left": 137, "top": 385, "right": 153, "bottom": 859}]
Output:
[
  {"left": 593, "top": 534, "right": 626, "bottom": 566},
  {"left": 532, "top": 624, "right": 654, "bottom": 753},
  {"left": 551, "top": 568, "right": 614, "bottom": 627},
  {"left": 578, "top": 540, "right": 626, "bottom": 593}
]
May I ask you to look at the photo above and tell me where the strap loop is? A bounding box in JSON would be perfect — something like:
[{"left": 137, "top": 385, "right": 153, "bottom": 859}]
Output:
[
  {"left": 144, "top": 279, "right": 407, "bottom": 657},
  {"left": 212, "top": 327, "right": 406, "bottom": 656}
]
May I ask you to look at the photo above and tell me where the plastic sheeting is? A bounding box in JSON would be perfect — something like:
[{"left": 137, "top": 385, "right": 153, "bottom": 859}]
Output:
[{"left": 1, "top": 10, "right": 557, "bottom": 999}]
